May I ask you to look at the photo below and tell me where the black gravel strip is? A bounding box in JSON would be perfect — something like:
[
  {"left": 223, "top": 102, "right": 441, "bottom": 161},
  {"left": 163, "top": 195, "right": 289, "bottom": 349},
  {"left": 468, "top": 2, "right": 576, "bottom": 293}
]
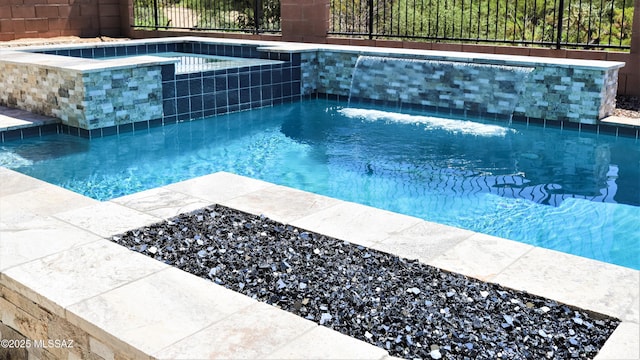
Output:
[{"left": 111, "top": 205, "right": 619, "bottom": 359}]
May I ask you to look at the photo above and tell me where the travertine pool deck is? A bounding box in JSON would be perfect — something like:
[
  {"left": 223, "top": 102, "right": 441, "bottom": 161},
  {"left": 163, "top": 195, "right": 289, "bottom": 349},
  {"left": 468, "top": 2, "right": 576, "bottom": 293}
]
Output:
[{"left": 0, "top": 168, "right": 638, "bottom": 359}]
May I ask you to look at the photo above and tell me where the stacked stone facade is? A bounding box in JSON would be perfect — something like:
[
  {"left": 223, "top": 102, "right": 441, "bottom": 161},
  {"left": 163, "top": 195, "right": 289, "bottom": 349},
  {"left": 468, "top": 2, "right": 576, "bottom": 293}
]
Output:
[
  {"left": 0, "top": 60, "right": 163, "bottom": 130},
  {"left": 312, "top": 50, "right": 622, "bottom": 123}
]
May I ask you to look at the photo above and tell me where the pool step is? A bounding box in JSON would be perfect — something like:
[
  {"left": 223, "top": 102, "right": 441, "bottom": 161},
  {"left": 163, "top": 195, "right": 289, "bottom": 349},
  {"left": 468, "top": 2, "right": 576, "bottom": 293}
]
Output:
[{"left": 0, "top": 105, "right": 60, "bottom": 142}]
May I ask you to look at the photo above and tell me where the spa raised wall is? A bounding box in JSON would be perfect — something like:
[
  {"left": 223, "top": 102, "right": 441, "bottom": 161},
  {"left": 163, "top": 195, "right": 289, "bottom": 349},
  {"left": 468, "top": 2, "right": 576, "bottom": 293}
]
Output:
[{"left": 0, "top": 58, "right": 163, "bottom": 131}]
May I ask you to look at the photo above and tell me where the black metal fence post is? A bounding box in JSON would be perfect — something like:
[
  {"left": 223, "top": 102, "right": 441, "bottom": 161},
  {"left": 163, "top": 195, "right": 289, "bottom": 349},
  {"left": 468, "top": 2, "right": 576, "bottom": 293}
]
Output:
[
  {"left": 555, "top": 0, "right": 565, "bottom": 49},
  {"left": 368, "top": 0, "right": 374, "bottom": 39},
  {"left": 255, "top": 0, "right": 261, "bottom": 34},
  {"left": 326, "top": 0, "right": 631, "bottom": 50},
  {"left": 153, "top": 0, "right": 160, "bottom": 30}
]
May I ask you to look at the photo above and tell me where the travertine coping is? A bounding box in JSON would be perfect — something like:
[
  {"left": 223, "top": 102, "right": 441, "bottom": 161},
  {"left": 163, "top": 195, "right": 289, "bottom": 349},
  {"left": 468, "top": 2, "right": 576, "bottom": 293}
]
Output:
[
  {"left": 0, "top": 168, "right": 638, "bottom": 359},
  {"left": 5, "top": 36, "right": 625, "bottom": 72},
  {"left": 0, "top": 50, "right": 177, "bottom": 73}
]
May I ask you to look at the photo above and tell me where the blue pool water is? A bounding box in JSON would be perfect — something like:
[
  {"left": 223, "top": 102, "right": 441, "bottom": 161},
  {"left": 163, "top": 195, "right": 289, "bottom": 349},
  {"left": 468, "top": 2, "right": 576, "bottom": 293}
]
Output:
[{"left": 1, "top": 99, "right": 639, "bottom": 269}]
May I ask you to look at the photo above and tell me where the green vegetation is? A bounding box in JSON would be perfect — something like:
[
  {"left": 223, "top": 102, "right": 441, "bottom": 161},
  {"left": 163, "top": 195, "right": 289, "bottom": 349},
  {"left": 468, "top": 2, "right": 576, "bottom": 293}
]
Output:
[
  {"left": 133, "top": 0, "right": 280, "bottom": 32},
  {"left": 132, "top": 0, "right": 633, "bottom": 48},
  {"left": 331, "top": 0, "right": 634, "bottom": 48}
]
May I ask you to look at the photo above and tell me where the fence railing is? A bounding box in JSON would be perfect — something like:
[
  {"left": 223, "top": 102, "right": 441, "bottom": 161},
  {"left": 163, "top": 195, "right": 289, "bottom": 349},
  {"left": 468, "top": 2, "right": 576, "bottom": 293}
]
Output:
[
  {"left": 132, "top": 0, "right": 281, "bottom": 34},
  {"left": 329, "top": 0, "right": 634, "bottom": 49}
]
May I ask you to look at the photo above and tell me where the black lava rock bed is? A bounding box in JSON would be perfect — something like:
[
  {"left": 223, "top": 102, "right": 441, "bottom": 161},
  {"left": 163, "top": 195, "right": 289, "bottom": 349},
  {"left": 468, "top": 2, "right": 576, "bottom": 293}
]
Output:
[{"left": 111, "top": 204, "right": 619, "bottom": 359}]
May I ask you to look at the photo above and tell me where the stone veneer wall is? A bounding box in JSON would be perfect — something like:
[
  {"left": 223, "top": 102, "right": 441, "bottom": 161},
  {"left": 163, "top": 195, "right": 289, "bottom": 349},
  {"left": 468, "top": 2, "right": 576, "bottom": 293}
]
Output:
[
  {"left": 301, "top": 52, "right": 319, "bottom": 96},
  {"left": 83, "top": 67, "right": 163, "bottom": 130},
  {"left": 0, "top": 62, "right": 163, "bottom": 130},
  {"left": 313, "top": 51, "right": 620, "bottom": 124},
  {"left": 350, "top": 56, "right": 534, "bottom": 117},
  {"left": 517, "top": 66, "right": 620, "bottom": 122},
  {"left": 0, "top": 285, "right": 132, "bottom": 360},
  {"left": 21, "top": 41, "right": 303, "bottom": 133}
]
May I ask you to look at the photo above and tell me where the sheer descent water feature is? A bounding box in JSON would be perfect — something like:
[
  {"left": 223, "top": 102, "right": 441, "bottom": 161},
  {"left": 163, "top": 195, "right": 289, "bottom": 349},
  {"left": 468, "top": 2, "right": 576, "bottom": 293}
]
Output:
[{"left": 348, "top": 56, "right": 534, "bottom": 119}]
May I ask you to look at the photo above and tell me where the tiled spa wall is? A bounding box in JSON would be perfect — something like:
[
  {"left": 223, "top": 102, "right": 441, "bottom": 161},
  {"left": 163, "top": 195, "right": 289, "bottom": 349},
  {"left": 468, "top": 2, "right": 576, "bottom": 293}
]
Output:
[
  {"left": 306, "top": 50, "right": 621, "bottom": 124},
  {"left": 0, "top": 39, "right": 305, "bottom": 138},
  {"left": 158, "top": 51, "right": 301, "bottom": 124},
  {"left": 0, "top": 60, "right": 163, "bottom": 135},
  {"left": 35, "top": 41, "right": 303, "bottom": 128}
]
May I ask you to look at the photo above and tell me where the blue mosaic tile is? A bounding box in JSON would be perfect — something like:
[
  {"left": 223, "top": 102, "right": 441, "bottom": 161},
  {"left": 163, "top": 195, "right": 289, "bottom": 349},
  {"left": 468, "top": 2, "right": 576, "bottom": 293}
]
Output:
[
  {"left": 163, "top": 99, "right": 176, "bottom": 116},
  {"left": 190, "top": 95, "right": 203, "bottom": 111},
  {"left": 203, "top": 77, "right": 216, "bottom": 93},
  {"left": 189, "top": 78, "right": 202, "bottom": 95},
  {"left": 177, "top": 97, "right": 190, "bottom": 114},
  {"left": 215, "top": 76, "right": 227, "bottom": 91}
]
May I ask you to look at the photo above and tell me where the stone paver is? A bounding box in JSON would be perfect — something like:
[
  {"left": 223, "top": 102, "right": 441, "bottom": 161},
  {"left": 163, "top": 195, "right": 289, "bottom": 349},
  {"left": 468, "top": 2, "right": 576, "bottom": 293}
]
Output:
[
  {"left": 0, "top": 168, "right": 637, "bottom": 359},
  {"left": 0, "top": 105, "right": 59, "bottom": 131},
  {"left": 594, "top": 322, "right": 640, "bottom": 360},
  {"left": 111, "top": 187, "right": 212, "bottom": 219},
  {"left": 66, "top": 267, "right": 257, "bottom": 356},
  {"left": 371, "top": 221, "right": 476, "bottom": 263},
  {"left": 53, "top": 202, "right": 162, "bottom": 238},
  {"left": 165, "top": 171, "right": 273, "bottom": 203},
  {"left": 492, "top": 247, "right": 640, "bottom": 322},
  {"left": 0, "top": 216, "right": 102, "bottom": 272},
  {"left": 1, "top": 240, "right": 168, "bottom": 318},
  {"left": 601, "top": 115, "right": 640, "bottom": 127},
  {"left": 0, "top": 167, "right": 50, "bottom": 197},
  {"left": 427, "top": 233, "right": 534, "bottom": 282},
  {"left": 220, "top": 184, "right": 341, "bottom": 224},
  {"left": 265, "top": 325, "right": 389, "bottom": 359},
  {"left": 155, "top": 302, "right": 318, "bottom": 359},
  {"left": 0, "top": 184, "right": 98, "bottom": 224},
  {"left": 291, "top": 201, "right": 423, "bottom": 248}
]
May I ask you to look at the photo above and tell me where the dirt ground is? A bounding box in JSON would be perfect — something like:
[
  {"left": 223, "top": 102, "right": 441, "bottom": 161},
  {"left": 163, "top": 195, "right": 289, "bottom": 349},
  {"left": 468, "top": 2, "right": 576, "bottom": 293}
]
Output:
[
  {"left": 1, "top": 36, "right": 638, "bottom": 118},
  {"left": 0, "top": 36, "right": 129, "bottom": 48}
]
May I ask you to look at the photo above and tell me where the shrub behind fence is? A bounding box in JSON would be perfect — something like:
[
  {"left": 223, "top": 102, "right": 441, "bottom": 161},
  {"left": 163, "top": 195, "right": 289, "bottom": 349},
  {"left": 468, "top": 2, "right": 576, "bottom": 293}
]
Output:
[
  {"left": 131, "top": 0, "right": 634, "bottom": 50},
  {"left": 329, "top": 0, "right": 634, "bottom": 49},
  {"left": 132, "top": 0, "right": 281, "bottom": 33}
]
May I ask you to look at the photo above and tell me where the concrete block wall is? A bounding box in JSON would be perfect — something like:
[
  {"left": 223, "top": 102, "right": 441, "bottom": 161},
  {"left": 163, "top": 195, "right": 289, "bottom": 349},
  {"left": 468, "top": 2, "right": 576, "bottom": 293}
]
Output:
[{"left": 0, "top": 0, "right": 124, "bottom": 41}]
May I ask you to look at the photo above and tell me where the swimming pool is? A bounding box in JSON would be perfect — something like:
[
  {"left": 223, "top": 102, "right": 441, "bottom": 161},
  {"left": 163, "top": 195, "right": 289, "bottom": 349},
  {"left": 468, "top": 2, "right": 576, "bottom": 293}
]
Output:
[{"left": 1, "top": 99, "right": 638, "bottom": 269}]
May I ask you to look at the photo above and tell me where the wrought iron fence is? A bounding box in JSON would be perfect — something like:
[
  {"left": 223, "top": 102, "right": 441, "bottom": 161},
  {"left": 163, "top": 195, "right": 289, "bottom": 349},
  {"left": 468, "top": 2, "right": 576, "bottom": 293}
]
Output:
[
  {"left": 132, "top": 0, "right": 281, "bottom": 34},
  {"left": 330, "top": 0, "right": 634, "bottom": 49}
]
